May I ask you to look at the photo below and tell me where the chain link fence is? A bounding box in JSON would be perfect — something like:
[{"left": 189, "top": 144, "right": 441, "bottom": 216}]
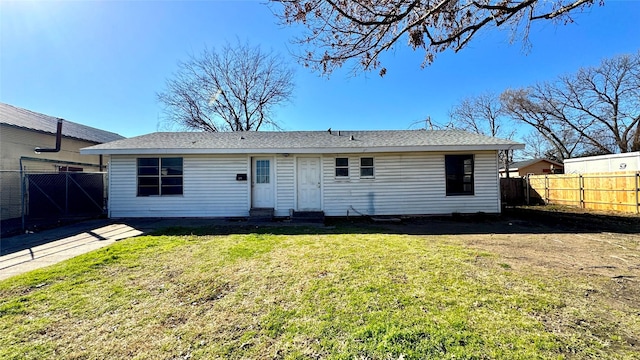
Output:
[{"left": 1, "top": 168, "right": 107, "bottom": 237}]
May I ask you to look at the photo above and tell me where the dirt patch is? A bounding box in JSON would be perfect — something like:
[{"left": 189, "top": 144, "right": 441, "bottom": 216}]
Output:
[
  {"left": 368, "top": 206, "right": 640, "bottom": 352},
  {"left": 325, "top": 206, "right": 640, "bottom": 352},
  {"left": 377, "top": 206, "right": 640, "bottom": 302},
  {"left": 462, "top": 231, "right": 640, "bottom": 277},
  {"left": 459, "top": 229, "right": 640, "bottom": 331}
]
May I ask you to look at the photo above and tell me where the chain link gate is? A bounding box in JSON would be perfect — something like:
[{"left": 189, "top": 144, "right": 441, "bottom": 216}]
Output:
[{"left": 24, "top": 172, "right": 106, "bottom": 218}]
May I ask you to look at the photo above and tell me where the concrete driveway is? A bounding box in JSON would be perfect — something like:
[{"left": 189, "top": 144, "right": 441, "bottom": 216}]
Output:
[
  {"left": 0, "top": 217, "right": 290, "bottom": 281},
  {"left": 0, "top": 219, "right": 151, "bottom": 281}
]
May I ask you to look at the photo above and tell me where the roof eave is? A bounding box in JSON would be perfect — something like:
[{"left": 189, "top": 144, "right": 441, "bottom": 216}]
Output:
[{"left": 81, "top": 143, "right": 525, "bottom": 155}]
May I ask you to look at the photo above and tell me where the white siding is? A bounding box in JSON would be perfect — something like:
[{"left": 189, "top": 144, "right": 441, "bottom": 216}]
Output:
[
  {"left": 275, "top": 156, "right": 295, "bottom": 217},
  {"left": 108, "top": 151, "right": 501, "bottom": 218},
  {"left": 109, "top": 155, "right": 249, "bottom": 218},
  {"left": 322, "top": 151, "right": 500, "bottom": 216}
]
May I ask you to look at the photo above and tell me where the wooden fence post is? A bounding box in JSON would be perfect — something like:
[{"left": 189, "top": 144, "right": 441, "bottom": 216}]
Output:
[
  {"left": 636, "top": 171, "right": 639, "bottom": 214},
  {"left": 525, "top": 175, "right": 530, "bottom": 205},
  {"left": 579, "top": 174, "right": 584, "bottom": 209},
  {"left": 545, "top": 175, "right": 549, "bottom": 204}
]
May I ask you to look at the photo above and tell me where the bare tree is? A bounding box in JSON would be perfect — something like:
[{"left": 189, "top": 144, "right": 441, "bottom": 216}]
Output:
[
  {"left": 520, "top": 130, "right": 561, "bottom": 161},
  {"left": 501, "top": 52, "right": 640, "bottom": 159},
  {"left": 158, "top": 41, "right": 295, "bottom": 132},
  {"left": 501, "top": 88, "right": 583, "bottom": 160},
  {"left": 449, "top": 92, "right": 512, "bottom": 138},
  {"left": 449, "top": 92, "right": 516, "bottom": 174},
  {"left": 271, "top": 0, "right": 599, "bottom": 75}
]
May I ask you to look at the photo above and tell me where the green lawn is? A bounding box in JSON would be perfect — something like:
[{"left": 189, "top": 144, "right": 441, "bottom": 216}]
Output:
[{"left": 0, "top": 227, "right": 634, "bottom": 359}]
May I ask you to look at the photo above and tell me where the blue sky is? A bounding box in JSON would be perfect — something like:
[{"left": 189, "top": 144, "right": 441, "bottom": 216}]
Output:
[{"left": 1, "top": 1, "right": 639, "bottom": 139}]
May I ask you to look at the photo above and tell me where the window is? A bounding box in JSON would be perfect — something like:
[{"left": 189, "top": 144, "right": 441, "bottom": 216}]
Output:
[
  {"left": 335, "top": 157, "right": 349, "bottom": 177},
  {"left": 445, "top": 155, "right": 474, "bottom": 196},
  {"left": 255, "top": 159, "right": 270, "bottom": 184},
  {"left": 360, "top": 157, "right": 374, "bottom": 178},
  {"left": 137, "top": 157, "right": 183, "bottom": 196}
]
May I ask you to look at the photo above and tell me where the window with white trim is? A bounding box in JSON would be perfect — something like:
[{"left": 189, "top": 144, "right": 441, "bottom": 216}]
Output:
[
  {"left": 360, "top": 157, "right": 374, "bottom": 178},
  {"left": 137, "top": 157, "right": 183, "bottom": 196},
  {"left": 335, "top": 157, "right": 349, "bottom": 177}
]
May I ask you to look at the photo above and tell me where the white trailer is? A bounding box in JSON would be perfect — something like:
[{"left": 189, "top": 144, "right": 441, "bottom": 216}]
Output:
[{"left": 564, "top": 152, "right": 640, "bottom": 174}]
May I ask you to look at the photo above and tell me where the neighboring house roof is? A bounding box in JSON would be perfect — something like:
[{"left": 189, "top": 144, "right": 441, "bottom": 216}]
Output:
[
  {"left": 0, "top": 102, "right": 125, "bottom": 144},
  {"left": 500, "top": 158, "right": 564, "bottom": 172},
  {"left": 81, "top": 130, "right": 524, "bottom": 155}
]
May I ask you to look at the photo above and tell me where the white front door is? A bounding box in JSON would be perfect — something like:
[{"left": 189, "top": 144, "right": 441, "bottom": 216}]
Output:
[
  {"left": 297, "top": 157, "right": 321, "bottom": 211},
  {"left": 252, "top": 157, "right": 274, "bottom": 208}
]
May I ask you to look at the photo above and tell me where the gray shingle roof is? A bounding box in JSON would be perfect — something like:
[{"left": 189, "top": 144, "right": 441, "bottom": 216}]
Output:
[
  {"left": 82, "top": 130, "right": 524, "bottom": 155},
  {"left": 0, "top": 102, "right": 125, "bottom": 143}
]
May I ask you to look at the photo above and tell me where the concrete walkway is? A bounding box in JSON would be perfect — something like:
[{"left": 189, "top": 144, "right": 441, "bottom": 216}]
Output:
[{"left": 0, "top": 219, "right": 148, "bottom": 281}]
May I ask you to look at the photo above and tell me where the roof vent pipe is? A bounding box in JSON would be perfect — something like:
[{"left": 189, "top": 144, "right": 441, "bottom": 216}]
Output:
[{"left": 36, "top": 119, "right": 63, "bottom": 153}]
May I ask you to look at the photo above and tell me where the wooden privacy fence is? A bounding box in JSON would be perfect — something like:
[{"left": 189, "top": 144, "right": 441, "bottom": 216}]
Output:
[
  {"left": 527, "top": 172, "right": 640, "bottom": 214},
  {"left": 500, "top": 177, "right": 526, "bottom": 206}
]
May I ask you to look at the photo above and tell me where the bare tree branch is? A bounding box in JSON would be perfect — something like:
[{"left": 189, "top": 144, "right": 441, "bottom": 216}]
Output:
[
  {"left": 449, "top": 91, "right": 516, "bottom": 165},
  {"left": 501, "top": 51, "right": 640, "bottom": 159},
  {"left": 157, "top": 41, "right": 295, "bottom": 132},
  {"left": 271, "top": 0, "right": 599, "bottom": 75},
  {"left": 449, "top": 92, "right": 513, "bottom": 138}
]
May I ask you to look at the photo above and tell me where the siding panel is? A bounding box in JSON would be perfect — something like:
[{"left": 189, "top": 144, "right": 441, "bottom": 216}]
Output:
[
  {"left": 275, "top": 156, "right": 295, "bottom": 217},
  {"left": 109, "top": 155, "right": 249, "bottom": 218},
  {"left": 322, "top": 151, "right": 499, "bottom": 216}
]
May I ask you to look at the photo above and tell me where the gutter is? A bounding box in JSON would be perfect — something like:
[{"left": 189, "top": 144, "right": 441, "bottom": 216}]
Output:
[{"left": 81, "top": 144, "right": 526, "bottom": 156}]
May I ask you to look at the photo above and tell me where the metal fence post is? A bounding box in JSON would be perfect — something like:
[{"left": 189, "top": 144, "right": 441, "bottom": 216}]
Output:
[
  {"left": 65, "top": 172, "right": 69, "bottom": 215},
  {"left": 103, "top": 172, "right": 108, "bottom": 214},
  {"left": 20, "top": 161, "right": 25, "bottom": 232}
]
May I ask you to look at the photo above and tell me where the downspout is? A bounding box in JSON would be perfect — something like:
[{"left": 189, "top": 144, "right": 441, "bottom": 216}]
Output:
[{"left": 35, "top": 119, "right": 63, "bottom": 153}]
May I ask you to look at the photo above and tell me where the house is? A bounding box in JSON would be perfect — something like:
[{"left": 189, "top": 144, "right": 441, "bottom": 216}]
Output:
[
  {"left": 80, "top": 130, "right": 524, "bottom": 218},
  {"left": 564, "top": 152, "right": 640, "bottom": 174},
  {"left": 499, "top": 158, "right": 564, "bottom": 178},
  {"left": 0, "top": 103, "right": 125, "bottom": 221}
]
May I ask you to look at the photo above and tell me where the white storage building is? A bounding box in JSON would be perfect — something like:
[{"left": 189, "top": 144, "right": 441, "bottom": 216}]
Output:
[{"left": 564, "top": 152, "right": 640, "bottom": 174}]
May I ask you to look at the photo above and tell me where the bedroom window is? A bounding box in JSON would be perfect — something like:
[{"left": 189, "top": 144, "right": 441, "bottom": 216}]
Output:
[
  {"left": 445, "top": 155, "right": 474, "bottom": 196},
  {"left": 335, "top": 157, "right": 349, "bottom": 177},
  {"left": 137, "top": 157, "right": 183, "bottom": 196},
  {"left": 360, "top": 157, "right": 374, "bottom": 178}
]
